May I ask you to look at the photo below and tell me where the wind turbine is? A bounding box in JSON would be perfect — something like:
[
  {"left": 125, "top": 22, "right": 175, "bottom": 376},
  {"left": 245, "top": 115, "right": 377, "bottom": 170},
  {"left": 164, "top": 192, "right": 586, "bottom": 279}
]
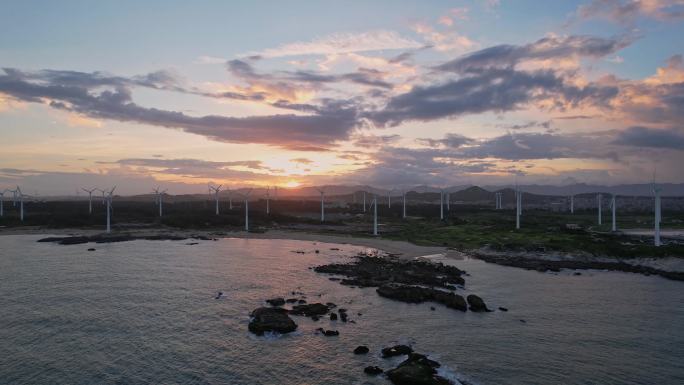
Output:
[
  {"left": 0, "top": 190, "right": 7, "bottom": 217},
  {"left": 387, "top": 188, "right": 392, "bottom": 208},
  {"left": 402, "top": 189, "right": 407, "bottom": 219},
  {"left": 82, "top": 188, "right": 97, "bottom": 214},
  {"left": 209, "top": 184, "right": 222, "bottom": 215},
  {"left": 316, "top": 187, "right": 325, "bottom": 222},
  {"left": 597, "top": 193, "right": 602, "bottom": 225},
  {"left": 15, "top": 187, "right": 25, "bottom": 221},
  {"left": 653, "top": 176, "right": 662, "bottom": 247},
  {"left": 570, "top": 194, "right": 574, "bottom": 214},
  {"left": 439, "top": 188, "right": 445, "bottom": 220},
  {"left": 153, "top": 187, "right": 167, "bottom": 217},
  {"left": 265, "top": 186, "right": 270, "bottom": 215},
  {"left": 243, "top": 189, "right": 253, "bottom": 231},
  {"left": 104, "top": 186, "right": 116, "bottom": 233},
  {"left": 369, "top": 194, "right": 378, "bottom": 236},
  {"left": 515, "top": 187, "right": 522, "bottom": 230},
  {"left": 610, "top": 194, "right": 617, "bottom": 232},
  {"left": 363, "top": 191, "right": 366, "bottom": 213}
]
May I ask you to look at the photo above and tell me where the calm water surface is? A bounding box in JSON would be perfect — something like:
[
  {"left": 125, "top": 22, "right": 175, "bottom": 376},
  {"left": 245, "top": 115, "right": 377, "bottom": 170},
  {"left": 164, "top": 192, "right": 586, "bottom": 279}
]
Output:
[{"left": 1, "top": 235, "right": 683, "bottom": 385}]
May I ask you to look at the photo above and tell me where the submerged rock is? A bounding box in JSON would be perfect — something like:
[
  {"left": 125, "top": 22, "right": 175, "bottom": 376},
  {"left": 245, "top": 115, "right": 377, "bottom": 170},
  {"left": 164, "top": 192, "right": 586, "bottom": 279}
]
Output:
[
  {"left": 382, "top": 344, "right": 413, "bottom": 358},
  {"left": 266, "top": 298, "right": 285, "bottom": 307},
  {"left": 466, "top": 294, "right": 490, "bottom": 312},
  {"left": 248, "top": 307, "right": 297, "bottom": 335},
  {"left": 316, "top": 328, "right": 339, "bottom": 336},
  {"left": 354, "top": 345, "right": 370, "bottom": 354},
  {"left": 376, "top": 284, "right": 467, "bottom": 311},
  {"left": 498, "top": 306, "right": 508, "bottom": 312},
  {"left": 364, "top": 366, "right": 383, "bottom": 375},
  {"left": 290, "top": 303, "right": 330, "bottom": 317},
  {"left": 386, "top": 353, "right": 453, "bottom": 385},
  {"left": 329, "top": 313, "right": 338, "bottom": 321}
]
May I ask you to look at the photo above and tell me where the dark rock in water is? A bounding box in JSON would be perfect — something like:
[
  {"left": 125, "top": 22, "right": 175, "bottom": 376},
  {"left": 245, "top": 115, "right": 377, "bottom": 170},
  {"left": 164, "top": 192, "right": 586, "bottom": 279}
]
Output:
[
  {"left": 382, "top": 345, "right": 413, "bottom": 358},
  {"left": 339, "top": 311, "right": 348, "bottom": 322},
  {"left": 185, "top": 242, "right": 199, "bottom": 245},
  {"left": 87, "top": 248, "right": 96, "bottom": 251},
  {"left": 315, "top": 250, "right": 320, "bottom": 254},
  {"left": 329, "top": 313, "right": 338, "bottom": 321},
  {"left": 376, "top": 284, "right": 467, "bottom": 311},
  {"left": 266, "top": 297, "right": 285, "bottom": 307},
  {"left": 311, "top": 315, "right": 320, "bottom": 321},
  {"left": 354, "top": 345, "right": 370, "bottom": 354},
  {"left": 574, "top": 272, "right": 582, "bottom": 276},
  {"left": 498, "top": 306, "right": 508, "bottom": 312},
  {"left": 326, "top": 302, "right": 337, "bottom": 309},
  {"left": 520, "top": 319, "right": 527, "bottom": 323},
  {"left": 466, "top": 294, "right": 490, "bottom": 312},
  {"left": 290, "top": 303, "right": 330, "bottom": 317},
  {"left": 323, "top": 330, "right": 339, "bottom": 336},
  {"left": 330, "top": 248, "right": 340, "bottom": 251},
  {"left": 364, "top": 366, "right": 383, "bottom": 375},
  {"left": 285, "top": 298, "right": 298, "bottom": 303},
  {"left": 386, "top": 353, "right": 452, "bottom": 385},
  {"left": 214, "top": 291, "right": 223, "bottom": 299},
  {"left": 298, "top": 299, "right": 307, "bottom": 304},
  {"left": 315, "top": 256, "right": 465, "bottom": 288},
  {"left": 248, "top": 307, "right": 297, "bottom": 335},
  {"left": 430, "top": 306, "right": 436, "bottom": 311}
]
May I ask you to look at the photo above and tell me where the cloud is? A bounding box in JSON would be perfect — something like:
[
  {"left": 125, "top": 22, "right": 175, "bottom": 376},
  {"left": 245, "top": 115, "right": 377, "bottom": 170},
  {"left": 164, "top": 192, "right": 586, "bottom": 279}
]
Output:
[
  {"left": 437, "top": 35, "right": 632, "bottom": 73},
  {"left": 352, "top": 134, "right": 402, "bottom": 148},
  {"left": 612, "top": 126, "right": 684, "bottom": 150},
  {"left": 248, "top": 30, "right": 422, "bottom": 58},
  {"left": 0, "top": 68, "right": 362, "bottom": 150},
  {"left": 290, "top": 157, "right": 314, "bottom": 165},
  {"left": 417, "top": 133, "right": 474, "bottom": 148},
  {"left": 575, "top": 0, "right": 684, "bottom": 24},
  {"left": 369, "top": 68, "right": 618, "bottom": 127}
]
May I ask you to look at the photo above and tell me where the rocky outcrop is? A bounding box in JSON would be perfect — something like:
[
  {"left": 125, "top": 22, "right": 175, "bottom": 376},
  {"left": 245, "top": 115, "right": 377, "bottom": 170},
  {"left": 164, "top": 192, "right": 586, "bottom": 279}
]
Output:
[
  {"left": 248, "top": 307, "right": 297, "bottom": 335},
  {"left": 364, "top": 366, "right": 383, "bottom": 375},
  {"left": 466, "top": 294, "right": 490, "bottom": 312},
  {"left": 386, "top": 353, "right": 453, "bottom": 385},
  {"left": 381, "top": 344, "right": 413, "bottom": 358},
  {"left": 314, "top": 256, "right": 465, "bottom": 289},
  {"left": 266, "top": 297, "right": 285, "bottom": 307},
  {"left": 376, "top": 284, "right": 467, "bottom": 311},
  {"left": 290, "top": 303, "right": 330, "bottom": 317},
  {"left": 353, "top": 346, "right": 369, "bottom": 354}
]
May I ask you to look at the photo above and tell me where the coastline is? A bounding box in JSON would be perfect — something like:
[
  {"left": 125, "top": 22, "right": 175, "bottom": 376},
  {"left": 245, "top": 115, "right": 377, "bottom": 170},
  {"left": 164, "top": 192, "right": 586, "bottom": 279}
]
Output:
[{"left": 3, "top": 226, "right": 683, "bottom": 279}]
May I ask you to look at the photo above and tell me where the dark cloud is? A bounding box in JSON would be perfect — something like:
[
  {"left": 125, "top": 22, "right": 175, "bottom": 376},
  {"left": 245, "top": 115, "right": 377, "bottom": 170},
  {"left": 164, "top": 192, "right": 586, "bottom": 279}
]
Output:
[
  {"left": 496, "top": 120, "right": 552, "bottom": 130},
  {"left": 290, "top": 157, "right": 314, "bottom": 164},
  {"left": 436, "top": 35, "right": 632, "bottom": 74},
  {"left": 575, "top": 0, "right": 684, "bottom": 24},
  {"left": 612, "top": 126, "right": 684, "bottom": 150},
  {"left": 369, "top": 68, "right": 618, "bottom": 127},
  {"left": 352, "top": 134, "right": 402, "bottom": 148},
  {"left": 0, "top": 68, "right": 361, "bottom": 150}
]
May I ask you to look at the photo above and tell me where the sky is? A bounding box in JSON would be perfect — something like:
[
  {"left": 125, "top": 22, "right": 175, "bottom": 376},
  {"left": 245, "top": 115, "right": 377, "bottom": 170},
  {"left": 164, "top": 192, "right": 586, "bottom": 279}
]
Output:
[{"left": 1, "top": 0, "right": 683, "bottom": 195}]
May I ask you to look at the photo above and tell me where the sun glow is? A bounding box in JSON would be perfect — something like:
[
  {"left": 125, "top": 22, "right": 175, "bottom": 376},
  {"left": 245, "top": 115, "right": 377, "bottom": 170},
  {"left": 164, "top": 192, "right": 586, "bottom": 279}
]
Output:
[{"left": 283, "top": 180, "right": 300, "bottom": 188}]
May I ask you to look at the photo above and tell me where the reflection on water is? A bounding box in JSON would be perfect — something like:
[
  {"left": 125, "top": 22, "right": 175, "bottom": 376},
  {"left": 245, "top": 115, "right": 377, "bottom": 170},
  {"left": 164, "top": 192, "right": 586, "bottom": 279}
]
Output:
[{"left": 0, "top": 235, "right": 683, "bottom": 385}]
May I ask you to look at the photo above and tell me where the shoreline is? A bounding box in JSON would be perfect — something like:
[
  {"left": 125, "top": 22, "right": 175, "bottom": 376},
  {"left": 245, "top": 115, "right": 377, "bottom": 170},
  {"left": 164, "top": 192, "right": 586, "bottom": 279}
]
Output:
[{"left": 3, "top": 226, "right": 683, "bottom": 280}]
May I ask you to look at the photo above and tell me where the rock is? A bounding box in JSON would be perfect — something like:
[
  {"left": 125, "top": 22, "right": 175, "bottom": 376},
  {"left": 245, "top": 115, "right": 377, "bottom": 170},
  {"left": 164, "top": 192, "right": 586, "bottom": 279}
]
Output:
[
  {"left": 376, "top": 284, "right": 467, "bottom": 311},
  {"left": 466, "top": 294, "right": 490, "bottom": 312},
  {"left": 354, "top": 345, "right": 370, "bottom": 354},
  {"left": 315, "top": 250, "right": 320, "bottom": 253},
  {"left": 326, "top": 302, "right": 337, "bottom": 308},
  {"left": 339, "top": 311, "right": 348, "bottom": 322},
  {"left": 87, "top": 248, "right": 96, "bottom": 251},
  {"left": 285, "top": 298, "right": 298, "bottom": 303},
  {"left": 266, "top": 298, "right": 286, "bottom": 307},
  {"left": 430, "top": 306, "right": 436, "bottom": 311},
  {"left": 298, "top": 299, "right": 307, "bottom": 304},
  {"left": 290, "top": 303, "right": 330, "bottom": 317},
  {"left": 248, "top": 307, "right": 297, "bottom": 335},
  {"left": 498, "top": 306, "right": 508, "bottom": 312},
  {"left": 574, "top": 272, "right": 582, "bottom": 276},
  {"left": 329, "top": 313, "right": 338, "bottom": 321},
  {"left": 314, "top": 256, "right": 465, "bottom": 288},
  {"left": 386, "top": 353, "right": 453, "bottom": 385},
  {"left": 364, "top": 366, "right": 383, "bottom": 375},
  {"left": 323, "top": 330, "right": 339, "bottom": 336},
  {"left": 311, "top": 315, "right": 320, "bottom": 321},
  {"left": 382, "top": 344, "right": 413, "bottom": 358},
  {"left": 214, "top": 291, "right": 223, "bottom": 299}
]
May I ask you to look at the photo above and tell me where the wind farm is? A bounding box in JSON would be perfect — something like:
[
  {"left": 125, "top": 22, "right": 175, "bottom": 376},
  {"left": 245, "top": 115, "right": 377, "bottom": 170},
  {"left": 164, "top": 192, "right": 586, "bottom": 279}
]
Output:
[{"left": 2, "top": 2, "right": 684, "bottom": 384}]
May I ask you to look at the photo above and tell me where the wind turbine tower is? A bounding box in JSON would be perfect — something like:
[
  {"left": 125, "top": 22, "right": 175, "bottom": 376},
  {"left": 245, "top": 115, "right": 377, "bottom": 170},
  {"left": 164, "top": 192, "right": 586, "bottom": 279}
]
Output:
[
  {"left": 371, "top": 195, "right": 378, "bottom": 236},
  {"left": 104, "top": 187, "right": 116, "bottom": 233},
  {"left": 15, "top": 187, "right": 25, "bottom": 221},
  {"left": 82, "top": 188, "right": 97, "bottom": 214},
  {"left": 265, "top": 186, "right": 270, "bottom": 215},
  {"left": 515, "top": 189, "right": 521, "bottom": 230},
  {"left": 611, "top": 194, "right": 617, "bottom": 232},
  {"left": 597, "top": 193, "right": 602, "bottom": 225},
  {"left": 0, "top": 190, "right": 6, "bottom": 217},
  {"left": 153, "top": 187, "right": 167, "bottom": 217},
  {"left": 439, "top": 189, "right": 444, "bottom": 220},
  {"left": 244, "top": 189, "right": 253, "bottom": 231},
  {"left": 316, "top": 187, "right": 325, "bottom": 222},
  {"left": 363, "top": 191, "right": 366, "bottom": 213},
  {"left": 402, "top": 190, "right": 407, "bottom": 219},
  {"left": 209, "top": 185, "right": 222, "bottom": 215},
  {"left": 653, "top": 182, "right": 662, "bottom": 247}
]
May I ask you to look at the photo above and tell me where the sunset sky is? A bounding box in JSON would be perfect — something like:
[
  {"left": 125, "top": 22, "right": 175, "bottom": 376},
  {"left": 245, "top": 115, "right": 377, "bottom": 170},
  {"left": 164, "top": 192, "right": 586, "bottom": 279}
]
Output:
[{"left": 1, "top": 0, "right": 683, "bottom": 195}]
